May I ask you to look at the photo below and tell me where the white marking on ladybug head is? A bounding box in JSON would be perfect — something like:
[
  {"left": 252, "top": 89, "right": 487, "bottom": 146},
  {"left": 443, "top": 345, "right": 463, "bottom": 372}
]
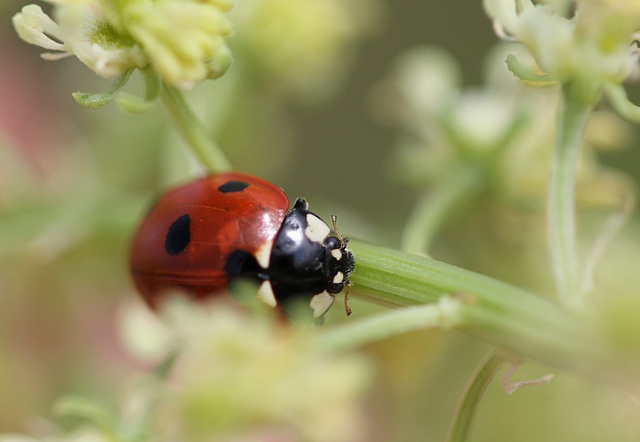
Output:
[
  {"left": 333, "top": 271, "right": 344, "bottom": 284},
  {"left": 331, "top": 249, "right": 342, "bottom": 261},
  {"left": 305, "top": 214, "right": 330, "bottom": 243},
  {"left": 254, "top": 239, "right": 274, "bottom": 269},
  {"left": 258, "top": 280, "right": 277, "bottom": 308},
  {"left": 310, "top": 291, "right": 335, "bottom": 318}
]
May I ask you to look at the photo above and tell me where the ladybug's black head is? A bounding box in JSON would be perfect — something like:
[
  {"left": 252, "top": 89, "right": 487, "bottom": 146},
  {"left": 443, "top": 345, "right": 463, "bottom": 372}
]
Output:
[
  {"left": 323, "top": 235, "right": 354, "bottom": 294},
  {"left": 268, "top": 198, "right": 355, "bottom": 318},
  {"left": 323, "top": 214, "right": 354, "bottom": 316}
]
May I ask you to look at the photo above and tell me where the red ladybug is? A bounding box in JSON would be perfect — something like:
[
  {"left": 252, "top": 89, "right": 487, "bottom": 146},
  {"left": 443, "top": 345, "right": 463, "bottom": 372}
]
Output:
[{"left": 129, "top": 172, "right": 354, "bottom": 318}]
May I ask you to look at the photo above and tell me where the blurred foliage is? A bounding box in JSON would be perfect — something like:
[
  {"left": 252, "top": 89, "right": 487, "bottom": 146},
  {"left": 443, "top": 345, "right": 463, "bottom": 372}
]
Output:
[{"left": 2, "top": 0, "right": 640, "bottom": 441}]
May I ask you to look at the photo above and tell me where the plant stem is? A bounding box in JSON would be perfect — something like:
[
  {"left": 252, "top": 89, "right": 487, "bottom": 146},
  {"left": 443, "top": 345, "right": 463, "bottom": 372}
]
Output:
[
  {"left": 401, "top": 164, "right": 485, "bottom": 254},
  {"left": 548, "top": 83, "right": 591, "bottom": 305},
  {"left": 160, "top": 85, "right": 232, "bottom": 173},
  {"left": 346, "top": 240, "right": 606, "bottom": 377},
  {"left": 444, "top": 350, "right": 507, "bottom": 442},
  {"left": 313, "top": 299, "right": 464, "bottom": 353}
]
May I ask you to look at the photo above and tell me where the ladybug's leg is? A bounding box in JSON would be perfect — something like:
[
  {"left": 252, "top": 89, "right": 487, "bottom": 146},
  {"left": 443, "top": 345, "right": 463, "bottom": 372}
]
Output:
[
  {"left": 344, "top": 280, "right": 353, "bottom": 316},
  {"left": 331, "top": 214, "right": 353, "bottom": 316}
]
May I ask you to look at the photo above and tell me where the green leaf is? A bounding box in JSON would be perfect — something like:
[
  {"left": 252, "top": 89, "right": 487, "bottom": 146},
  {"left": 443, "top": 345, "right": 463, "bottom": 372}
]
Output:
[{"left": 72, "top": 69, "right": 134, "bottom": 109}]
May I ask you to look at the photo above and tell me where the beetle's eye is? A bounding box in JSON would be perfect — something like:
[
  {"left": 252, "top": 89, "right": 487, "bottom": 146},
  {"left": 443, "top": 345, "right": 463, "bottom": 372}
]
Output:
[{"left": 324, "top": 236, "right": 341, "bottom": 250}]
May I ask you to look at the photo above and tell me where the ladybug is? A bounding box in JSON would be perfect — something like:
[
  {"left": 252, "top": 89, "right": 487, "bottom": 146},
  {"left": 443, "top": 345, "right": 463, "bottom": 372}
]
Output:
[{"left": 129, "top": 172, "right": 354, "bottom": 318}]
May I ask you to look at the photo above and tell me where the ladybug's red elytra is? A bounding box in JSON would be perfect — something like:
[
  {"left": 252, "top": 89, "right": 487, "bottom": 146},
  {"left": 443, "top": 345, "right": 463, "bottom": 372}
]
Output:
[{"left": 129, "top": 172, "right": 354, "bottom": 318}]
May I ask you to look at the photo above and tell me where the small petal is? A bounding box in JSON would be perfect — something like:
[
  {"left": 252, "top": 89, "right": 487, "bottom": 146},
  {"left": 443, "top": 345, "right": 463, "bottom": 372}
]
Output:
[
  {"left": 55, "top": 3, "right": 146, "bottom": 77},
  {"left": 41, "top": 52, "right": 73, "bottom": 60},
  {"left": 483, "top": 0, "right": 533, "bottom": 37},
  {"left": 13, "top": 2, "right": 147, "bottom": 78},
  {"left": 12, "top": 5, "right": 69, "bottom": 52},
  {"left": 516, "top": 5, "right": 574, "bottom": 74}
]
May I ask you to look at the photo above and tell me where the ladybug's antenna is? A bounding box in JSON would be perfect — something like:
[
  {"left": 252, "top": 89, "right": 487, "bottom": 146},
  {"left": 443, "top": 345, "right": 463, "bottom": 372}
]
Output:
[
  {"left": 331, "top": 214, "right": 346, "bottom": 244},
  {"left": 331, "top": 214, "right": 352, "bottom": 316}
]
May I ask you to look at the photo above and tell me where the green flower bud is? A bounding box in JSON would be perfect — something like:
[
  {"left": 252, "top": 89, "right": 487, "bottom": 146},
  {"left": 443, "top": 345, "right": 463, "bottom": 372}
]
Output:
[{"left": 205, "top": 45, "right": 233, "bottom": 80}]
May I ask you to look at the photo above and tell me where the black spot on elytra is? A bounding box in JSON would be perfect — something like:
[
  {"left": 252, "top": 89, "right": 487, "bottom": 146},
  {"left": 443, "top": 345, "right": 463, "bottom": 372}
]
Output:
[
  {"left": 224, "top": 249, "right": 262, "bottom": 279},
  {"left": 218, "top": 180, "right": 249, "bottom": 193},
  {"left": 165, "top": 214, "right": 191, "bottom": 255}
]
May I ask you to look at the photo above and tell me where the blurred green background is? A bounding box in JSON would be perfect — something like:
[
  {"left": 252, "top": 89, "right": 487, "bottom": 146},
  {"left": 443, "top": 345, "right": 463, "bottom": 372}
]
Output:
[{"left": 2, "top": 0, "right": 640, "bottom": 440}]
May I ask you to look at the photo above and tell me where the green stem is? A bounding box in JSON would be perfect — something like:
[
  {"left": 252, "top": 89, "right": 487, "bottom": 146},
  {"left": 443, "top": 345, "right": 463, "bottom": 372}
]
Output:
[
  {"left": 548, "top": 83, "right": 591, "bottom": 305},
  {"left": 347, "top": 240, "right": 606, "bottom": 377},
  {"left": 401, "top": 164, "right": 485, "bottom": 254},
  {"left": 130, "top": 349, "right": 179, "bottom": 439},
  {"left": 444, "top": 350, "right": 507, "bottom": 442},
  {"left": 313, "top": 299, "right": 464, "bottom": 353},
  {"left": 160, "top": 85, "right": 232, "bottom": 173}
]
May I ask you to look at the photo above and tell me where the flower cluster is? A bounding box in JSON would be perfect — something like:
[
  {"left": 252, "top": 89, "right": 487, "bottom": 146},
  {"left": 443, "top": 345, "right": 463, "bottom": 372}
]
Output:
[
  {"left": 378, "top": 45, "right": 547, "bottom": 194},
  {"left": 0, "top": 298, "right": 373, "bottom": 441},
  {"left": 376, "top": 44, "right": 634, "bottom": 261},
  {"left": 483, "top": 0, "right": 640, "bottom": 103},
  {"left": 125, "top": 298, "right": 374, "bottom": 441},
  {"left": 13, "top": 0, "right": 235, "bottom": 88}
]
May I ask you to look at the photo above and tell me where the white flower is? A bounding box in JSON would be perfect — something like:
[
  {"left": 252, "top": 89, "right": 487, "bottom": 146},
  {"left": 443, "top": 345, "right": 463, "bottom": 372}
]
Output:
[
  {"left": 483, "top": 0, "right": 640, "bottom": 99},
  {"left": 392, "top": 46, "right": 462, "bottom": 118},
  {"left": 12, "top": 0, "right": 234, "bottom": 86},
  {"left": 13, "top": 4, "right": 70, "bottom": 59},
  {"left": 13, "top": 1, "right": 146, "bottom": 78},
  {"left": 146, "top": 299, "right": 373, "bottom": 442},
  {"left": 380, "top": 46, "right": 526, "bottom": 159}
]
